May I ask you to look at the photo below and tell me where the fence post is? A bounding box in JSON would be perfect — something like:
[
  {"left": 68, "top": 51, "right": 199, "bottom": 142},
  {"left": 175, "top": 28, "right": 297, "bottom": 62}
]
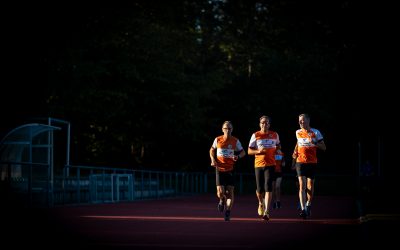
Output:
[{"left": 204, "top": 173, "right": 208, "bottom": 193}]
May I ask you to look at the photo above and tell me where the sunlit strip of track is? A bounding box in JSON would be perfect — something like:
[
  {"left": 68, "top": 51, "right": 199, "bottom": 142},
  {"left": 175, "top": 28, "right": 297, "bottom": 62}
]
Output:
[{"left": 81, "top": 215, "right": 360, "bottom": 225}]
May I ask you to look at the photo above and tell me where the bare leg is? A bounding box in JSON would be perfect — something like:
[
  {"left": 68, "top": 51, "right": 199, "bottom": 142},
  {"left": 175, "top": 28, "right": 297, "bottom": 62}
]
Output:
[
  {"left": 306, "top": 178, "right": 314, "bottom": 205},
  {"left": 217, "top": 185, "right": 226, "bottom": 201},
  {"left": 264, "top": 191, "right": 273, "bottom": 213},
  {"left": 256, "top": 191, "right": 264, "bottom": 204},
  {"left": 298, "top": 176, "right": 307, "bottom": 210},
  {"left": 225, "top": 186, "right": 234, "bottom": 210}
]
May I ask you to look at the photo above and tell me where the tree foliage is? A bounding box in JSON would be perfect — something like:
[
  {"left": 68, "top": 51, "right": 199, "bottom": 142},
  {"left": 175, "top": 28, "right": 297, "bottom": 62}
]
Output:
[{"left": 27, "top": 1, "right": 359, "bottom": 172}]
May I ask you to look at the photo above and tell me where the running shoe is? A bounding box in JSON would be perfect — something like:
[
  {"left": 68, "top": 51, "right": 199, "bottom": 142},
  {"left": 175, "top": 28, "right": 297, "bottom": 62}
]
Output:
[
  {"left": 299, "top": 209, "right": 307, "bottom": 219},
  {"left": 224, "top": 210, "right": 231, "bottom": 221},
  {"left": 262, "top": 211, "right": 270, "bottom": 221},
  {"left": 257, "top": 202, "right": 265, "bottom": 216}
]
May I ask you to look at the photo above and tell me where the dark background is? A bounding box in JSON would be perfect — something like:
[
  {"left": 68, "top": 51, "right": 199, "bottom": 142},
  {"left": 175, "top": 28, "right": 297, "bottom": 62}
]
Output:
[{"left": 0, "top": 1, "right": 395, "bottom": 180}]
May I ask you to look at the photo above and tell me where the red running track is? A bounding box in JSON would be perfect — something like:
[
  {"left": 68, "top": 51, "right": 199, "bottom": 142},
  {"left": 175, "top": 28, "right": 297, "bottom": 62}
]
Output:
[{"left": 3, "top": 194, "right": 387, "bottom": 249}]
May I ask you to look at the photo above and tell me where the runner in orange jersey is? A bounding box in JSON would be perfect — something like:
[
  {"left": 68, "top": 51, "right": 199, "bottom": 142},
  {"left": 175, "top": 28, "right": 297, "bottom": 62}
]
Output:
[
  {"left": 248, "top": 115, "right": 280, "bottom": 221},
  {"left": 210, "top": 121, "right": 246, "bottom": 221},
  {"left": 293, "top": 113, "right": 326, "bottom": 219}
]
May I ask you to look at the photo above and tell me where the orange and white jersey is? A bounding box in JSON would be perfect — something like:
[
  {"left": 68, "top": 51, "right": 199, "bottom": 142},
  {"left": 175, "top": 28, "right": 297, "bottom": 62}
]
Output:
[
  {"left": 275, "top": 150, "right": 284, "bottom": 173},
  {"left": 212, "top": 135, "right": 243, "bottom": 172},
  {"left": 295, "top": 128, "right": 323, "bottom": 163},
  {"left": 248, "top": 131, "right": 280, "bottom": 167}
]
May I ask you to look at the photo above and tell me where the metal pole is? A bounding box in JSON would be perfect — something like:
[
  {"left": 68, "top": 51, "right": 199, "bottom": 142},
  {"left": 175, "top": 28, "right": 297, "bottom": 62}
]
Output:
[
  {"left": 49, "top": 129, "right": 54, "bottom": 207},
  {"left": 358, "top": 142, "right": 362, "bottom": 176},
  {"left": 48, "top": 117, "right": 71, "bottom": 177},
  {"left": 66, "top": 122, "right": 70, "bottom": 177},
  {"left": 377, "top": 136, "right": 381, "bottom": 177},
  {"left": 357, "top": 141, "right": 362, "bottom": 195},
  {"left": 28, "top": 126, "right": 33, "bottom": 207}
]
